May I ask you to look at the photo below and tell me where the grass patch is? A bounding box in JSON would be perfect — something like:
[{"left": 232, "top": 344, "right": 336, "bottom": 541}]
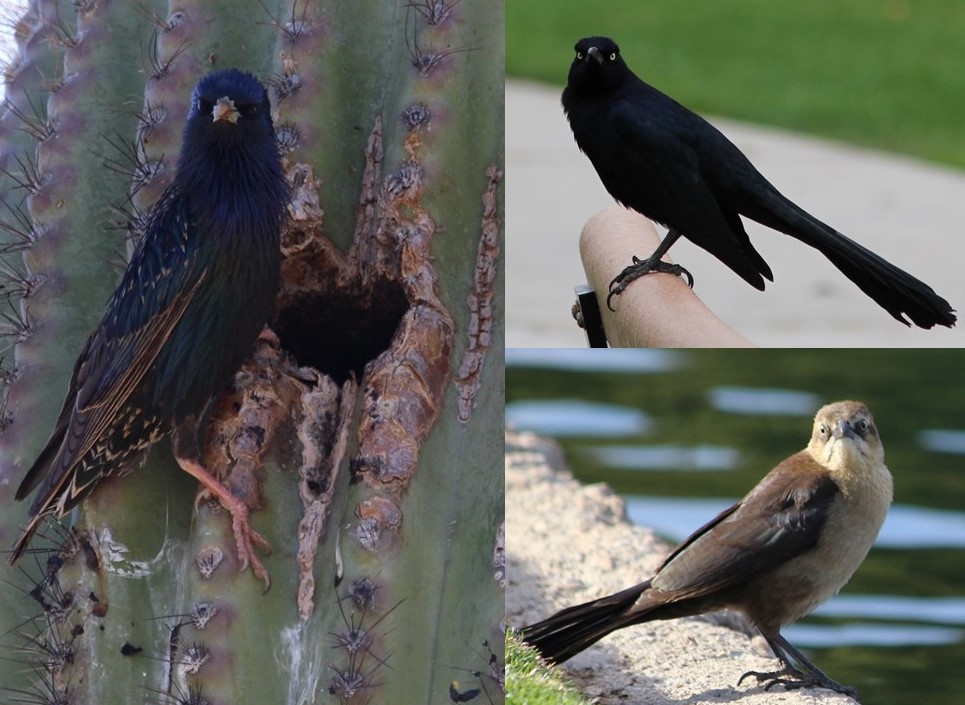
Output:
[
  {"left": 506, "top": 630, "right": 593, "bottom": 705},
  {"left": 507, "top": 0, "right": 965, "bottom": 168}
]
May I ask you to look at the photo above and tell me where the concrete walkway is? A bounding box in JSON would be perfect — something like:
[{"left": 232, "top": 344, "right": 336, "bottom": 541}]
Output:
[{"left": 506, "top": 80, "right": 965, "bottom": 347}]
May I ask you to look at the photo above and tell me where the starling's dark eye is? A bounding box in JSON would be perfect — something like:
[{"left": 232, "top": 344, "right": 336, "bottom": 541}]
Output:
[
  {"left": 576, "top": 51, "right": 584, "bottom": 60},
  {"left": 239, "top": 104, "right": 258, "bottom": 118},
  {"left": 609, "top": 53, "right": 617, "bottom": 61},
  {"left": 198, "top": 98, "right": 214, "bottom": 115}
]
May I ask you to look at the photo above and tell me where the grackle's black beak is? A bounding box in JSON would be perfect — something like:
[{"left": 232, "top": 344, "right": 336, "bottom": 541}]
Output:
[
  {"left": 834, "top": 420, "right": 856, "bottom": 440},
  {"left": 586, "top": 46, "right": 604, "bottom": 66}
]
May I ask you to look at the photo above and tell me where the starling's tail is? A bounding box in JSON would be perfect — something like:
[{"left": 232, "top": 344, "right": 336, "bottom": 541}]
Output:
[
  {"left": 521, "top": 580, "right": 653, "bottom": 664},
  {"left": 752, "top": 192, "right": 956, "bottom": 329},
  {"left": 9, "top": 513, "right": 44, "bottom": 565}
]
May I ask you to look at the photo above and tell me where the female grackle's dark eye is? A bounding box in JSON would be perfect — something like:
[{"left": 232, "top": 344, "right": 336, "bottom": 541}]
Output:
[{"left": 199, "top": 98, "right": 214, "bottom": 115}]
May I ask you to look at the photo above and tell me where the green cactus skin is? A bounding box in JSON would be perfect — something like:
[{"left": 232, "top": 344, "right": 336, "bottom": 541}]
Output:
[
  {"left": 0, "top": 1, "right": 168, "bottom": 697},
  {"left": 0, "top": 1, "right": 504, "bottom": 703}
]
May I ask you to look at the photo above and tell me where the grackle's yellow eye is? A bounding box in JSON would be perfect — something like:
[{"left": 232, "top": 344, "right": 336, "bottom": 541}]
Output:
[
  {"left": 577, "top": 51, "right": 584, "bottom": 59},
  {"left": 610, "top": 53, "right": 617, "bottom": 61}
]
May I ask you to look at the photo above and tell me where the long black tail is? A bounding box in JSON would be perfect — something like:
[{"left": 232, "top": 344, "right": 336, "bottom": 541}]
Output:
[
  {"left": 521, "top": 581, "right": 652, "bottom": 664},
  {"left": 752, "top": 192, "right": 956, "bottom": 329}
]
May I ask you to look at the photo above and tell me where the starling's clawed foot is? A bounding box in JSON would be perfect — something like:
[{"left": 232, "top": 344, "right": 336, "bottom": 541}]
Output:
[
  {"left": 176, "top": 456, "right": 272, "bottom": 591},
  {"left": 738, "top": 666, "right": 860, "bottom": 700},
  {"left": 226, "top": 497, "right": 272, "bottom": 590},
  {"left": 606, "top": 255, "right": 694, "bottom": 311}
]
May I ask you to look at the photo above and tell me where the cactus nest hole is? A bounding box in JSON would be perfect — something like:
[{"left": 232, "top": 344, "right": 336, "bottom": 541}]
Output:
[{"left": 273, "top": 277, "right": 409, "bottom": 384}]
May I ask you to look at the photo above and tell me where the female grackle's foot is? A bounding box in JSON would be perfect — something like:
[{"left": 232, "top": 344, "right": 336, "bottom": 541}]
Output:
[
  {"left": 738, "top": 665, "right": 860, "bottom": 700},
  {"left": 606, "top": 255, "right": 694, "bottom": 311}
]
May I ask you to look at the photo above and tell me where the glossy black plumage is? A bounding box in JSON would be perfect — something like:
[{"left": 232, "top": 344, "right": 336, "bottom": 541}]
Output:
[
  {"left": 12, "top": 69, "right": 288, "bottom": 564},
  {"left": 564, "top": 36, "right": 955, "bottom": 328}
]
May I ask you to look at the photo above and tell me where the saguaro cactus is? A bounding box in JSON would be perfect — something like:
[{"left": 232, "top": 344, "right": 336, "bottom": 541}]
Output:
[{"left": 0, "top": 1, "right": 504, "bottom": 703}]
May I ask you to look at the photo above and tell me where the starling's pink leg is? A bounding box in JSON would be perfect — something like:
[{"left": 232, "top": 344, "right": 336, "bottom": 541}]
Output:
[{"left": 174, "top": 455, "right": 271, "bottom": 590}]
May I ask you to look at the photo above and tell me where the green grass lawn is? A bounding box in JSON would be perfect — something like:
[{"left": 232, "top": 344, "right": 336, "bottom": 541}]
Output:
[
  {"left": 507, "top": 0, "right": 965, "bottom": 168},
  {"left": 506, "top": 631, "right": 594, "bottom": 705}
]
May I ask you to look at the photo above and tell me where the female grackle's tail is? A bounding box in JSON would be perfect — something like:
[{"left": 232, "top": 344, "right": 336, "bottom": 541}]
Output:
[{"left": 521, "top": 581, "right": 654, "bottom": 664}]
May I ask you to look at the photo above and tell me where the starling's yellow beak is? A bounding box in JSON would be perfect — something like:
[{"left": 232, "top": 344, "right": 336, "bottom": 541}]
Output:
[{"left": 212, "top": 96, "right": 240, "bottom": 124}]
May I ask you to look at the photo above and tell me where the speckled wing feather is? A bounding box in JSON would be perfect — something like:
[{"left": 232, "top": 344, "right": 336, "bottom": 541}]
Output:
[{"left": 14, "top": 188, "right": 207, "bottom": 524}]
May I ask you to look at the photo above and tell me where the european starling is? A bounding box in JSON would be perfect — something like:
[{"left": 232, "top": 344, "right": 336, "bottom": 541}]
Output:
[{"left": 12, "top": 69, "right": 289, "bottom": 587}]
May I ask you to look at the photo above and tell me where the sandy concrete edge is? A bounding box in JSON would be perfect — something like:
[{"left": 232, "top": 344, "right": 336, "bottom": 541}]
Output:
[{"left": 506, "top": 430, "right": 855, "bottom": 705}]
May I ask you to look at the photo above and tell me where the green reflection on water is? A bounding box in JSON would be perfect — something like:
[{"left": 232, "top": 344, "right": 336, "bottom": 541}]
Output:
[{"left": 506, "top": 349, "right": 965, "bottom": 705}]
